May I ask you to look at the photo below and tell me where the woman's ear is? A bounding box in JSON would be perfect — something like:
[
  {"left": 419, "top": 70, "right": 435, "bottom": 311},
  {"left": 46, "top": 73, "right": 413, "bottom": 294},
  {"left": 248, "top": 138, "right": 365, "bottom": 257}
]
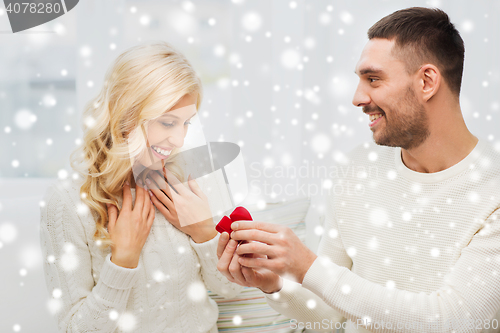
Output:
[{"left": 419, "top": 64, "right": 441, "bottom": 102}]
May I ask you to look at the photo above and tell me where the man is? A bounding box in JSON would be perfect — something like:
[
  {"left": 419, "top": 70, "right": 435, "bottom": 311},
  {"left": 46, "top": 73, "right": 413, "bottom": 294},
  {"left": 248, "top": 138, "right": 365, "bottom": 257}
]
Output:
[{"left": 217, "top": 7, "right": 500, "bottom": 333}]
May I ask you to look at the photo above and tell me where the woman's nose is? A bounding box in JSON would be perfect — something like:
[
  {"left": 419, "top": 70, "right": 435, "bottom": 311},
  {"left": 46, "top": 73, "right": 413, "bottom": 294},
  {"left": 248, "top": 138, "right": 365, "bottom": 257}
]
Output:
[{"left": 166, "top": 126, "right": 186, "bottom": 148}]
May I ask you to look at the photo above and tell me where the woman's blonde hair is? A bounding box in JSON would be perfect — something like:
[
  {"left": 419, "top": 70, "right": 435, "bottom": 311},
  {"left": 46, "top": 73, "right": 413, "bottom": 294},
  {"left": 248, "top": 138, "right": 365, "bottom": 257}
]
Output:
[{"left": 70, "top": 41, "right": 203, "bottom": 250}]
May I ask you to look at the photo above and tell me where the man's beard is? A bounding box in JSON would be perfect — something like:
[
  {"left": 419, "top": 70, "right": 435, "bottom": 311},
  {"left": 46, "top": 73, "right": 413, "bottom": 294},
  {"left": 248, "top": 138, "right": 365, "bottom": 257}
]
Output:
[{"left": 364, "top": 86, "right": 430, "bottom": 150}]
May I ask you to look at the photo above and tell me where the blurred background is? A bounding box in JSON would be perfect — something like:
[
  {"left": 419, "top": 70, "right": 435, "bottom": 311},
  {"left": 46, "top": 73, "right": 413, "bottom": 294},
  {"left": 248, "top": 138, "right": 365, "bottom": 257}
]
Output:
[{"left": 0, "top": 0, "right": 499, "bottom": 332}]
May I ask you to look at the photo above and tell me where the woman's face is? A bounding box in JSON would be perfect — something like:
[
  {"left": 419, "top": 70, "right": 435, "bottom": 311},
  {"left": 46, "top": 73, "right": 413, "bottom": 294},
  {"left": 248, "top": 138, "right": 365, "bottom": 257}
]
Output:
[{"left": 139, "top": 93, "right": 198, "bottom": 170}]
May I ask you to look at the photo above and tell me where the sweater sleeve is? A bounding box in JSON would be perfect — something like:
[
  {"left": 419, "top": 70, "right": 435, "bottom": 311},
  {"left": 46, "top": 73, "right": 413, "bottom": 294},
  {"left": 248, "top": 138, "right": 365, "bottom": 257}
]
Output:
[
  {"left": 301, "top": 208, "right": 500, "bottom": 333},
  {"left": 189, "top": 232, "right": 243, "bottom": 299},
  {"left": 40, "top": 183, "right": 141, "bottom": 333},
  {"left": 263, "top": 194, "right": 352, "bottom": 331}
]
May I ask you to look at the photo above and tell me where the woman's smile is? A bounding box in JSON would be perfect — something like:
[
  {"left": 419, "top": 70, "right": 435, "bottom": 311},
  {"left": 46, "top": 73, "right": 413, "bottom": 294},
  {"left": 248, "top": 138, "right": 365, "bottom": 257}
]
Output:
[{"left": 151, "top": 145, "right": 172, "bottom": 159}]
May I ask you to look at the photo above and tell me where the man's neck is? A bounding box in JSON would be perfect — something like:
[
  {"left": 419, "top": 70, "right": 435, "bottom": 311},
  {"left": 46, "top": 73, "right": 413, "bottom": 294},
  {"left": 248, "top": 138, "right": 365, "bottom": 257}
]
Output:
[{"left": 400, "top": 113, "right": 478, "bottom": 173}]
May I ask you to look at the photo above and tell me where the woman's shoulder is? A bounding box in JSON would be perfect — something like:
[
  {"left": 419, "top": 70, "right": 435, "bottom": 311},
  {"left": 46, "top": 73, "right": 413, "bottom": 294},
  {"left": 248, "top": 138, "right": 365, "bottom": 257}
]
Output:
[{"left": 42, "top": 177, "right": 93, "bottom": 221}]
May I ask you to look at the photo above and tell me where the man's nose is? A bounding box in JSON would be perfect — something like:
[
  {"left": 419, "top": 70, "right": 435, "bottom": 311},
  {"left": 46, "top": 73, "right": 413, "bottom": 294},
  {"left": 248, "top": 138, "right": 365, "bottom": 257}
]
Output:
[{"left": 352, "top": 83, "right": 371, "bottom": 107}]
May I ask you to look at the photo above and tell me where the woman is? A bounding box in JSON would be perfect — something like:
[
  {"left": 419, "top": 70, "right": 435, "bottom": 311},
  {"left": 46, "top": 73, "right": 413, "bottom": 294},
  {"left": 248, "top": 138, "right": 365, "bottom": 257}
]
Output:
[{"left": 40, "top": 41, "right": 242, "bottom": 333}]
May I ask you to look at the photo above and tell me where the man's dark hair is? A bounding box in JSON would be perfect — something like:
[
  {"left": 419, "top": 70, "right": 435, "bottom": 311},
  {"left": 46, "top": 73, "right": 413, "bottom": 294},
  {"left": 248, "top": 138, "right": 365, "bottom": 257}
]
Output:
[{"left": 368, "top": 7, "right": 465, "bottom": 96}]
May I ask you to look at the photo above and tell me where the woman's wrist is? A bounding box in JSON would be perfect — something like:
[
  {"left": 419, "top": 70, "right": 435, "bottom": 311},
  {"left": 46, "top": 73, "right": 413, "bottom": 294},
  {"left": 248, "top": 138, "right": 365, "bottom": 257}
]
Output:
[{"left": 191, "top": 227, "right": 218, "bottom": 243}]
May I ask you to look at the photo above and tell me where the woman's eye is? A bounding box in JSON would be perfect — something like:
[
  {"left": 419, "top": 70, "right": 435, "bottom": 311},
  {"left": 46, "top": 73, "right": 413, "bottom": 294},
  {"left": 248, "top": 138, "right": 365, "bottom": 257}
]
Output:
[
  {"left": 161, "top": 122, "right": 174, "bottom": 127},
  {"left": 184, "top": 121, "right": 192, "bottom": 126}
]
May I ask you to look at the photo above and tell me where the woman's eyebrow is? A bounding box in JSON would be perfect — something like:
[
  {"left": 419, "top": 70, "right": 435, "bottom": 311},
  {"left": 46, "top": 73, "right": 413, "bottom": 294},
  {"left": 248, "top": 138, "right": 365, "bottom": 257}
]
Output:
[{"left": 159, "top": 111, "right": 197, "bottom": 120}]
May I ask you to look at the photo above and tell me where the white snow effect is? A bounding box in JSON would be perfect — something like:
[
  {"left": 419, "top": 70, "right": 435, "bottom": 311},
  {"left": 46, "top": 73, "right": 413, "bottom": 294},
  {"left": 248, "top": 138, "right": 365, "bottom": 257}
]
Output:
[
  {"left": 117, "top": 312, "right": 137, "bottom": 332},
  {"left": 139, "top": 15, "right": 150, "bottom": 26},
  {"left": 468, "top": 191, "right": 480, "bottom": 203},
  {"left": 306, "top": 299, "right": 317, "bottom": 309},
  {"left": 187, "top": 281, "right": 207, "bottom": 302},
  {"left": 76, "top": 203, "right": 90, "bottom": 216},
  {"left": 14, "top": 109, "right": 37, "bottom": 130},
  {"left": 347, "top": 247, "right": 357, "bottom": 257},
  {"left": 370, "top": 208, "right": 388, "bottom": 227},
  {"left": 20, "top": 245, "right": 42, "bottom": 269},
  {"left": 213, "top": 44, "right": 226, "bottom": 57},
  {"left": 153, "top": 270, "right": 167, "bottom": 282},
  {"left": 431, "top": 248, "right": 440, "bottom": 257},
  {"left": 168, "top": 10, "right": 197, "bottom": 35},
  {"left": 52, "top": 288, "right": 62, "bottom": 299},
  {"left": 181, "top": 1, "right": 195, "bottom": 12},
  {"left": 461, "top": 20, "right": 474, "bottom": 32},
  {"left": 109, "top": 310, "right": 119, "bottom": 321},
  {"left": 314, "top": 225, "right": 324, "bottom": 236},
  {"left": 319, "top": 13, "right": 331, "bottom": 25},
  {"left": 368, "top": 237, "right": 378, "bottom": 250},
  {"left": 387, "top": 170, "right": 397, "bottom": 180},
  {"left": 402, "top": 212, "right": 412, "bottom": 221},
  {"left": 58, "top": 169, "right": 68, "bottom": 180},
  {"left": 241, "top": 11, "right": 262, "bottom": 32},
  {"left": 386, "top": 280, "right": 396, "bottom": 289},
  {"left": 328, "top": 228, "right": 338, "bottom": 239},
  {"left": 0, "top": 222, "right": 18, "bottom": 243},
  {"left": 304, "top": 37, "right": 316, "bottom": 49},
  {"left": 311, "top": 134, "right": 331, "bottom": 153},
  {"left": 46, "top": 298, "right": 63, "bottom": 315},
  {"left": 368, "top": 151, "right": 378, "bottom": 162},
  {"left": 11, "top": 160, "right": 19, "bottom": 168},
  {"left": 280, "top": 49, "right": 301, "bottom": 69},
  {"left": 341, "top": 284, "right": 351, "bottom": 294},
  {"left": 60, "top": 242, "right": 79, "bottom": 271},
  {"left": 340, "top": 11, "right": 354, "bottom": 24},
  {"left": 233, "top": 315, "right": 242, "bottom": 325},
  {"left": 79, "top": 46, "right": 92, "bottom": 58}
]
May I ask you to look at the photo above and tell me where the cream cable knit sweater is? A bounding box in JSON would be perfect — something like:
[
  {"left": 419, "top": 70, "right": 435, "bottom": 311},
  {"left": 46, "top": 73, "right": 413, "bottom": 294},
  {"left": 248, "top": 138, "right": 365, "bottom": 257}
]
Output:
[
  {"left": 40, "top": 178, "right": 243, "bottom": 333},
  {"left": 265, "top": 139, "right": 500, "bottom": 333}
]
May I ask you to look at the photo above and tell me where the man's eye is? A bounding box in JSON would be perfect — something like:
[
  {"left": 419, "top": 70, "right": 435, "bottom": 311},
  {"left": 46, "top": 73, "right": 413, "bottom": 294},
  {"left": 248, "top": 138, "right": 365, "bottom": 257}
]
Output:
[{"left": 369, "top": 78, "right": 379, "bottom": 83}]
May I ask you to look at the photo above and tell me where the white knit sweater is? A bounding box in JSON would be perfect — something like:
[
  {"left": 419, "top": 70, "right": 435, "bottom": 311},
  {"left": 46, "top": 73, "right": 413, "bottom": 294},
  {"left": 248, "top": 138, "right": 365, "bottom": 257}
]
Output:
[
  {"left": 40, "top": 178, "right": 243, "bottom": 333},
  {"left": 265, "top": 139, "right": 500, "bottom": 333}
]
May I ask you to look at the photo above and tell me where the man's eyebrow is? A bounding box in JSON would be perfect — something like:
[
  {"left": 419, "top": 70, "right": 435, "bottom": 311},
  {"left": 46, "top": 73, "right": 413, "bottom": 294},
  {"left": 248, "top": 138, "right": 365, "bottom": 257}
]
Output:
[
  {"left": 355, "top": 67, "right": 384, "bottom": 76},
  {"left": 159, "top": 111, "right": 197, "bottom": 120}
]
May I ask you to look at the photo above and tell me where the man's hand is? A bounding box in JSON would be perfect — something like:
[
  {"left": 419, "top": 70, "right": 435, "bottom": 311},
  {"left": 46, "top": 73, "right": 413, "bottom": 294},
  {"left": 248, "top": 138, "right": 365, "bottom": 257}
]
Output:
[
  {"left": 230, "top": 221, "right": 318, "bottom": 284},
  {"left": 216, "top": 231, "right": 284, "bottom": 293}
]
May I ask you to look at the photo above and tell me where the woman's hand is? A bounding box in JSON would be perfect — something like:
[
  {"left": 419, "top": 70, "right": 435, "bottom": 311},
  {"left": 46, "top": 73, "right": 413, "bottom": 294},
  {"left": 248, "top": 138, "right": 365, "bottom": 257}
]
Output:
[
  {"left": 106, "top": 180, "right": 155, "bottom": 268},
  {"left": 146, "top": 168, "right": 217, "bottom": 243},
  {"left": 216, "top": 232, "right": 283, "bottom": 293}
]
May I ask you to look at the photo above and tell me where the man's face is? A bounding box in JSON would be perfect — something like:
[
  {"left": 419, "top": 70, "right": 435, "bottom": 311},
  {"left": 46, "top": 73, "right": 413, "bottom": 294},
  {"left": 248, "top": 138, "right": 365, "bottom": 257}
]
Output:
[{"left": 353, "top": 38, "right": 430, "bottom": 150}]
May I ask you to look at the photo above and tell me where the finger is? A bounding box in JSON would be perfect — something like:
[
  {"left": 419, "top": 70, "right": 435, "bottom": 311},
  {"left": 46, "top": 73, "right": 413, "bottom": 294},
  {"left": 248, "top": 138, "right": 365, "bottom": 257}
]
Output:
[
  {"left": 238, "top": 256, "right": 272, "bottom": 270},
  {"left": 150, "top": 190, "right": 174, "bottom": 221},
  {"left": 142, "top": 188, "right": 152, "bottom": 222},
  {"left": 231, "top": 221, "right": 282, "bottom": 233},
  {"left": 106, "top": 203, "right": 118, "bottom": 232},
  {"left": 229, "top": 253, "right": 250, "bottom": 286},
  {"left": 148, "top": 183, "right": 175, "bottom": 212},
  {"left": 236, "top": 241, "right": 273, "bottom": 257},
  {"left": 148, "top": 170, "right": 168, "bottom": 191},
  {"left": 146, "top": 202, "right": 155, "bottom": 229},
  {"left": 230, "top": 229, "right": 277, "bottom": 245},
  {"left": 241, "top": 266, "right": 256, "bottom": 283},
  {"left": 217, "top": 239, "right": 238, "bottom": 281},
  {"left": 122, "top": 181, "right": 133, "bottom": 211},
  {"left": 187, "top": 174, "right": 204, "bottom": 198},
  {"left": 163, "top": 167, "right": 188, "bottom": 196},
  {"left": 217, "top": 232, "right": 230, "bottom": 259},
  {"left": 133, "top": 179, "right": 145, "bottom": 212}
]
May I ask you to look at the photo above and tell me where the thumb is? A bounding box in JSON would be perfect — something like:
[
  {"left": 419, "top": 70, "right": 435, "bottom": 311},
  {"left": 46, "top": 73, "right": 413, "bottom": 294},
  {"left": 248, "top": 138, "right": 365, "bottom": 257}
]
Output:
[{"left": 106, "top": 203, "right": 118, "bottom": 232}]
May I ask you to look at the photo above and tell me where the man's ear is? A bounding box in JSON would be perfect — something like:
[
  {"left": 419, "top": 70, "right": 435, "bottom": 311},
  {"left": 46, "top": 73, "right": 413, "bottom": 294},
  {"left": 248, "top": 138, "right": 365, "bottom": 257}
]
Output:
[{"left": 419, "top": 64, "right": 441, "bottom": 102}]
